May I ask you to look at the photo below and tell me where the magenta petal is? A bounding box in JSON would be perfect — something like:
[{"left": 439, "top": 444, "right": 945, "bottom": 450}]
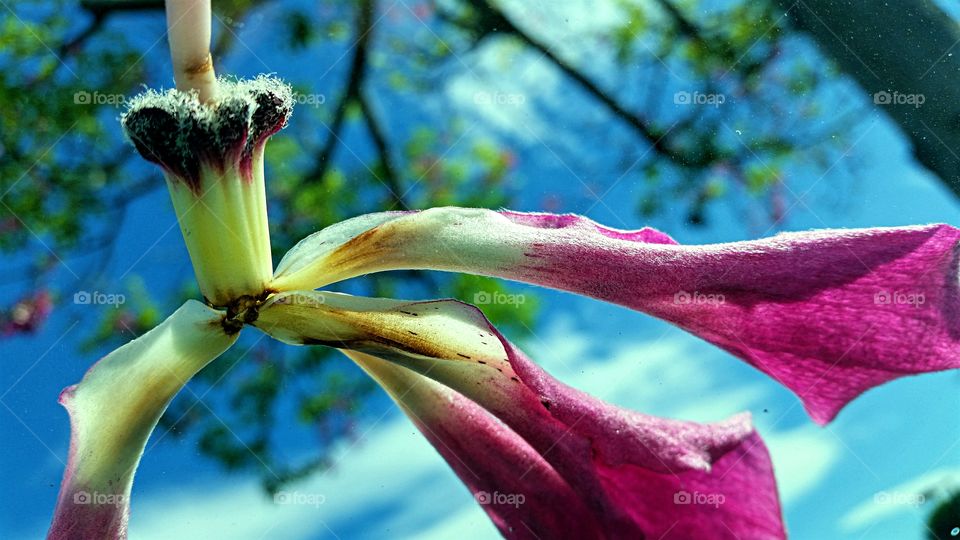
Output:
[
  {"left": 360, "top": 321, "right": 786, "bottom": 538},
  {"left": 499, "top": 339, "right": 784, "bottom": 539},
  {"left": 271, "top": 208, "right": 960, "bottom": 423},
  {"left": 345, "top": 350, "right": 605, "bottom": 539},
  {"left": 497, "top": 214, "right": 960, "bottom": 424},
  {"left": 256, "top": 292, "right": 785, "bottom": 538}
]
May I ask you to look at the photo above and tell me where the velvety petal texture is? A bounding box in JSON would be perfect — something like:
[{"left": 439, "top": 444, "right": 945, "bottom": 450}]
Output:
[
  {"left": 48, "top": 301, "right": 237, "bottom": 540},
  {"left": 270, "top": 207, "right": 960, "bottom": 423},
  {"left": 344, "top": 350, "right": 605, "bottom": 540},
  {"left": 254, "top": 291, "right": 786, "bottom": 539}
]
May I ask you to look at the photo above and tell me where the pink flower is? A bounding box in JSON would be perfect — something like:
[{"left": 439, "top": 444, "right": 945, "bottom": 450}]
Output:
[{"left": 3, "top": 290, "right": 52, "bottom": 335}]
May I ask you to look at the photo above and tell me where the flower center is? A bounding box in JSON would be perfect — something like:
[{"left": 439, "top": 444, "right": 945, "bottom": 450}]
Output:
[{"left": 221, "top": 289, "right": 276, "bottom": 334}]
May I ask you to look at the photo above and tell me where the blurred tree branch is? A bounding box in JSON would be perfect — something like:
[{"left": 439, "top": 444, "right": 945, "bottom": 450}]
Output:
[
  {"left": 437, "top": 0, "right": 721, "bottom": 168},
  {"left": 775, "top": 0, "right": 960, "bottom": 197},
  {"left": 80, "top": 0, "right": 163, "bottom": 12},
  {"left": 298, "top": 0, "right": 405, "bottom": 207},
  {"left": 305, "top": 0, "right": 375, "bottom": 184}
]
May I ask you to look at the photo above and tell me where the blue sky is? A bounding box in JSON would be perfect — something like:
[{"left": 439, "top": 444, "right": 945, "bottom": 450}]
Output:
[{"left": 2, "top": 1, "right": 960, "bottom": 538}]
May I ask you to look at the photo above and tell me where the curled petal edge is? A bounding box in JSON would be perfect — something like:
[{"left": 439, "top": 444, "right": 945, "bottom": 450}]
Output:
[{"left": 48, "top": 300, "right": 237, "bottom": 540}]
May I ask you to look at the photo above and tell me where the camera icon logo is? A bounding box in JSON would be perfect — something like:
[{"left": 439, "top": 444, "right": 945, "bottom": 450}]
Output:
[
  {"left": 473, "top": 291, "right": 491, "bottom": 304},
  {"left": 475, "top": 491, "right": 491, "bottom": 505},
  {"left": 673, "top": 91, "right": 691, "bottom": 105},
  {"left": 73, "top": 491, "right": 91, "bottom": 505},
  {"left": 74, "top": 291, "right": 92, "bottom": 305},
  {"left": 873, "top": 90, "right": 891, "bottom": 105},
  {"left": 73, "top": 91, "right": 91, "bottom": 105},
  {"left": 673, "top": 291, "right": 692, "bottom": 304},
  {"left": 674, "top": 491, "right": 691, "bottom": 504}
]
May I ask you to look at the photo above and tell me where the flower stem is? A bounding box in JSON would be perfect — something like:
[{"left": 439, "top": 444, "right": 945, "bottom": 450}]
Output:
[{"left": 165, "top": 0, "right": 218, "bottom": 103}]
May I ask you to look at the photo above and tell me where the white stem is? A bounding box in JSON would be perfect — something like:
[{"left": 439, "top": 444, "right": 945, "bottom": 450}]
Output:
[{"left": 165, "top": 0, "right": 218, "bottom": 103}]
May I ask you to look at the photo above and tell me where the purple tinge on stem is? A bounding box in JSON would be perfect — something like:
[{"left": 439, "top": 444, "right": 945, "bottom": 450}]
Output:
[
  {"left": 47, "top": 386, "right": 128, "bottom": 540},
  {"left": 271, "top": 207, "right": 960, "bottom": 424}
]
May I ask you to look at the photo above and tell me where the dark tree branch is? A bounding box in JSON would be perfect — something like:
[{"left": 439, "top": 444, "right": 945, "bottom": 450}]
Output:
[
  {"left": 303, "top": 0, "right": 375, "bottom": 183},
  {"left": 512, "top": 28, "right": 689, "bottom": 159},
  {"left": 356, "top": 89, "right": 405, "bottom": 208},
  {"left": 775, "top": 0, "right": 960, "bottom": 198},
  {"left": 460, "top": 3, "right": 663, "bottom": 141},
  {"left": 302, "top": 0, "right": 407, "bottom": 210},
  {"left": 433, "top": 0, "right": 723, "bottom": 168},
  {"left": 58, "top": 13, "right": 106, "bottom": 57},
  {"left": 109, "top": 173, "right": 164, "bottom": 206},
  {"left": 79, "top": 0, "right": 163, "bottom": 14},
  {"left": 430, "top": 0, "right": 809, "bottom": 187}
]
